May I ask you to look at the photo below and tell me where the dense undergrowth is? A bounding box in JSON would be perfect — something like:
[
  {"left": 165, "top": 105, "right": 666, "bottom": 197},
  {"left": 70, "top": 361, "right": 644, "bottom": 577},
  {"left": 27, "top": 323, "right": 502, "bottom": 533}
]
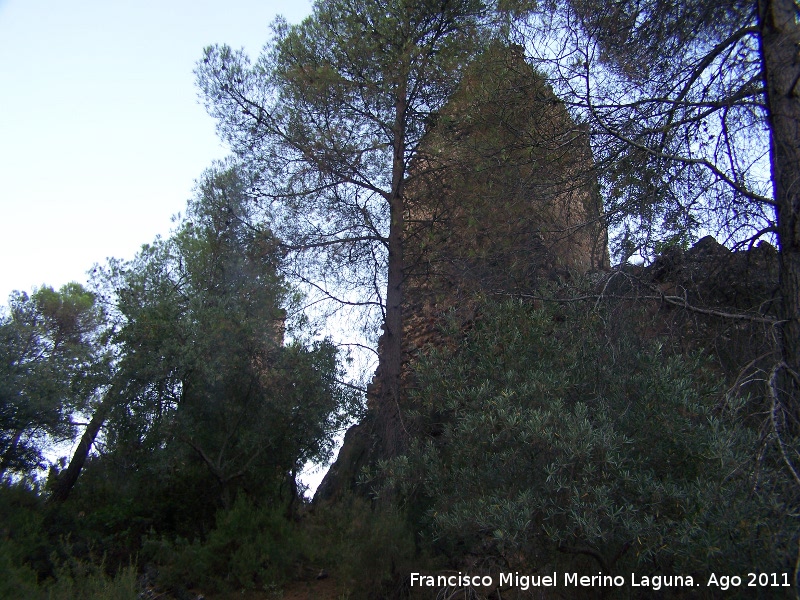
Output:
[
  {"left": 2, "top": 294, "right": 799, "bottom": 599},
  {"left": 375, "top": 296, "right": 800, "bottom": 598},
  {"left": 0, "top": 484, "right": 423, "bottom": 600}
]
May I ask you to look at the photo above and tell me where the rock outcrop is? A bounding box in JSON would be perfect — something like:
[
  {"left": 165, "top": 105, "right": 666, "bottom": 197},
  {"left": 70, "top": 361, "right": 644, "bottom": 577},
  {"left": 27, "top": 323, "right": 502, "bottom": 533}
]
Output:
[{"left": 626, "top": 236, "right": 779, "bottom": 379}]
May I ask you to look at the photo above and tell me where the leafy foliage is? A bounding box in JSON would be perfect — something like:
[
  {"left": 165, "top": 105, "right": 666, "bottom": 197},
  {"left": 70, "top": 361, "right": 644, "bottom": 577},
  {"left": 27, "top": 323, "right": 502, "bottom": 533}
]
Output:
[
  {"left": 521, "top": 0, "right": 771, "bottom": 260},
  {"left": 385, "top": 297, "right": 797, "bottom": 582},
  {"left": 4, "top": 2, "right": 797, "bottom": 597},
  {"left": 141, "top": 495, "right": 305, "bottom": 593},
  {"left": 194, "top": 0, "right": 536, "bottom": 416},
  {"left": 0, "top": 480, "right": 138, "bottom": 600},
  {"left": 0, "top": 284, "right": 109, "bottom": 477},
  {"left": 87, "top": 164, "right": 360, "bottom": 518},
  {"left": 0, "top": 164, "right": 363, "bottom": 597},
  {"left": 300, "top": 494, "right": 419, "bottom": 599}
]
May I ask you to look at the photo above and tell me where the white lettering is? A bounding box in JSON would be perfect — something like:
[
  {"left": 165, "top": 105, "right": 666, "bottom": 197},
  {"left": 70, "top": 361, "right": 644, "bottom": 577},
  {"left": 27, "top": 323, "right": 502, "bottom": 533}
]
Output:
[{"left": 410, "top": 573, "right": 436, "bottom": 587}]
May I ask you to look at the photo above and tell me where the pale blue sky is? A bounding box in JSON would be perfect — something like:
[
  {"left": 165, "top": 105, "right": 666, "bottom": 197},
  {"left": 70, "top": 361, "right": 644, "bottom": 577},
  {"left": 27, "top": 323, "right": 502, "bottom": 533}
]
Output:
[{"left": 0, "top": 0, "right": 312, "bottom": 302}]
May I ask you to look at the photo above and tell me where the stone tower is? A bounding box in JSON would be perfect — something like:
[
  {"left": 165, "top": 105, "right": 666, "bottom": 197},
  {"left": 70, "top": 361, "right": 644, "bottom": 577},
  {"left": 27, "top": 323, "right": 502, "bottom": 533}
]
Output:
[{"left": 316, "top": 44, "right": 608, "bottom": 501}]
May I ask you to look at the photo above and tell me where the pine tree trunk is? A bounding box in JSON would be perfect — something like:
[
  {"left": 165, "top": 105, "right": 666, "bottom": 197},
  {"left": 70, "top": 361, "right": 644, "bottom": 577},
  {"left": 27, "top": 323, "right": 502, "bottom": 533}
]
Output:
[
  {"left": 758, "top": 0, "right": 800, "bottom": 431},
  {"left": 379, "top": 82, "right": 408, "bottom": 458},
  {"left": 48, "top": 400, "right": 109, "bottom": 503}
]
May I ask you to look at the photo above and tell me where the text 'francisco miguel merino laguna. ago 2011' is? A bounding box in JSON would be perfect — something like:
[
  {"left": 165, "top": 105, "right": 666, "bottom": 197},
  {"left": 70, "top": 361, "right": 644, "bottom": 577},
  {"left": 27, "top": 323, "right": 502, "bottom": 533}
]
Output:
[{"left": 409, "top": 571, "right": 793, "bottom": 592}]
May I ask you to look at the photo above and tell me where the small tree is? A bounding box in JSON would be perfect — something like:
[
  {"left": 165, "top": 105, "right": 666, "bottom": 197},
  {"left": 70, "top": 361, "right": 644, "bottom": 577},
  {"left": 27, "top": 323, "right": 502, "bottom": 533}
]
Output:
[
  {"left": 81, "top": 164, "right": 359, "bottom": 516},
  {"left": 0, "top": 284, "right": 109, "bottom": 479}
]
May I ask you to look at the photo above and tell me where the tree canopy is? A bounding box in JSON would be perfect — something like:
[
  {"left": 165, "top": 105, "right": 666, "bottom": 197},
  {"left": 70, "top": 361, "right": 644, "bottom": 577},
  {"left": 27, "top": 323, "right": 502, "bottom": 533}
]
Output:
[
  {"left": 0, "top": 283, "right": 110, "bottom": 478},
  {"left": 195, "top": 0, "right": 523, "bottom": 432},
  {"left": 514, "top": 0, "right": 800, "bottom": 433},
  {"left": 3, "top": 1, "right": 800, "bottom": 596},
  {"left": 85, "top": 164, "right": 359, "bottom": 510}
]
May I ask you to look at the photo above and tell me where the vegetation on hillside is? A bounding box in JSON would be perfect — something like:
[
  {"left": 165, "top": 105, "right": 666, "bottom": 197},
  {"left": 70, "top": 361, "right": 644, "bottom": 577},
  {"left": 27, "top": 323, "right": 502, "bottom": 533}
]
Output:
[
  {"left": 3, "top": 0, "right": 799, "bottom": 598},
  {"left": 382, "top": 297, "right": 797, "bottom": 590}
]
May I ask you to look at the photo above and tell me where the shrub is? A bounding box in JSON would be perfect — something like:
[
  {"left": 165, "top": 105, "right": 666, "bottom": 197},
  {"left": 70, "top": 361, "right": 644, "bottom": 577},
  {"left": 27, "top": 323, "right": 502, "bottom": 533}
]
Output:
[
  {"left": 386, "top": 298, "right": 798, "bottom": 592},
  {"left": 304, "top": 495, "right": 418, "bottom": 599},
  {"left": 0, "top": 482, "right": 138, "bottom": 600},
  {"left": 142, "top": 495, "right": 304, "bottom": 593},
  {"left": 0, "top": 480, "right": 51, "bottom": 599},
  {"left": 45, "top": 558, "right": 138, "bottom": 600}
]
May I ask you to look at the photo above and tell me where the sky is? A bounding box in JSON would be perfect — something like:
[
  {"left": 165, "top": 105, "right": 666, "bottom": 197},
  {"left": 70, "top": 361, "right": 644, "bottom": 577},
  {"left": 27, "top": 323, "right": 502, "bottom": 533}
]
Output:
[
  {"left": 0, "top": 0, "right": 340, "bottom": 491},
  {"left": 0, "top": 0, "right": 312, "bottom": 303}
]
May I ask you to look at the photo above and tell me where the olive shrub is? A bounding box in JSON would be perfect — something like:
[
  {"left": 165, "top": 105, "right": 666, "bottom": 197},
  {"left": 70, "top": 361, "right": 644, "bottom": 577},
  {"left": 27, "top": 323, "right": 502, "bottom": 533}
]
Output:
[{"left": 385, "top": 299, "right": 796, "bottom": 584}]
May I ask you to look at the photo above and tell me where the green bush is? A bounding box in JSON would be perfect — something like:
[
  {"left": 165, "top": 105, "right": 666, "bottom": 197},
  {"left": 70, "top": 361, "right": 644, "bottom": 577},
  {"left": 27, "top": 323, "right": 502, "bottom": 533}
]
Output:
[
  {"left": 0, "top": 480, "right": 51, "bottom": 599},
  {"left": 0, "top": 482, "right": 138, "bottom": 600},
  {"left": 386, "top": 298, "right": 798, "bottom": 590},
  {"left": 142, "top": 495, "right": 304, "bottom": 593},
  {"left": 45, "top": 558, "right": 138, "bottom": 600},
  {"left": 0, "top": 537, "right": 138, "bottom": 600},
  {"left": 142, "top": 492, "right": 419, "bottom": 598},
  {"left": 304, "top": 495, "right": 418, "bottom": 599},
  {"left": 0, "top": 546, "right": 41, "bottom": 600}
]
